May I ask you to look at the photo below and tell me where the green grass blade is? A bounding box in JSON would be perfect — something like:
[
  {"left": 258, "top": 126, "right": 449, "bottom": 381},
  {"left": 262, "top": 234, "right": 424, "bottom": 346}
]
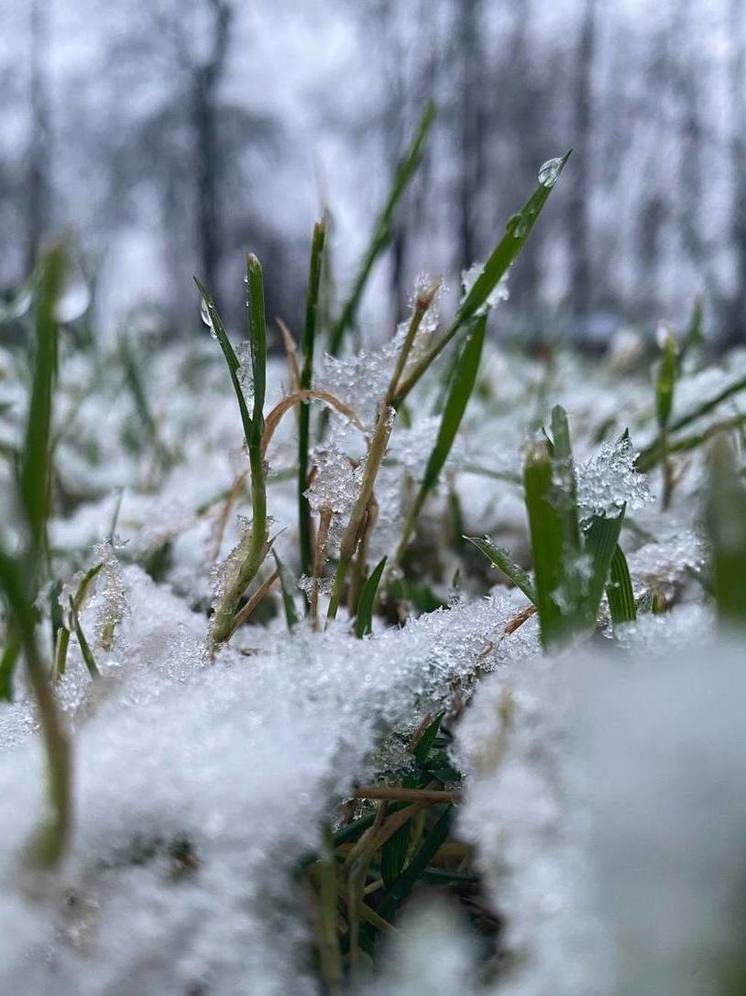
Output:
[
  {"left": 119, "top": 334, "right": 166, "bottom": 461},
  {"left": 458, "top": 154, "right": 571, "bottom": 329},
  {"left": 523, "top": 440, "right": 570, "bottom": 649},
  {"left": 354, "top": 556, "right": 387, "bottom": 638},
  {"left": 378, "top": 806, "right": 452, "bottom": 923},
  {"left": 464, "top": 536, "right": 536, "bottom": 603},
  {"left": 656, "top": 328, "right": 677, "bottom": 430},
  {"left": 0, "top": 547, "right": 71, "bottom": 866},
  {"left": 682, "top": 296, "right": 704, "bottom": 359},
  {"left": 21, "top": 245, "right": 65, "bottom": 554},
  {"left": 194, "top": 277, "right": 253, "bottom": 449},
  {"left": 413, "top": 713, "right": 444, "bottom": 766},
  {"left": 705, "top": 434, "right": 746, "bottom": 624},
  {"left": 327, "top": 102, "right": 435, "bottom": 356},
  {"left": 669, "top": 374, "right": 746, "bottom": 434},
  {"left": 245, "top": 254, "right": 267, "bottom": 441},
  {"left": 272, "top": 549, "right": 299, "bottom": 631},
  {"left": 395, "top": 150, "right": 571, "bottom": 403},
  {"left": 394, "top": 316, "right": 486, "bottom": 565},
  {"left": 0, "top": 633, "right": 21, "bottom": 701},
  {"left": 299, "top": 220, "right": 326, "bottom": 580},
  {"left": 68, "top": 596, "right": 99, "bottom": 679},
  {"left": 550, "top": 404, "right": 581, "bottom": 552},
  {"left": 606, "top": 544, "right": 637, "bottom": 624},
  {"left": 202, "top": 260, "right": 269, "bottom": 646},
  {"left": 421, "top": 315, "right": 486, "bottom": 492},
  {"left": 53, "top": 561, "right": 104, "bottom": 679},
  {"left": 380, "top": 819, "right": 410, "bottom": 890},
  {"left": 636, "top": 412, "right": 746, "bottom": 471},
  {"left": 584, "top": 509, "right": 625, "bottom": 622}
]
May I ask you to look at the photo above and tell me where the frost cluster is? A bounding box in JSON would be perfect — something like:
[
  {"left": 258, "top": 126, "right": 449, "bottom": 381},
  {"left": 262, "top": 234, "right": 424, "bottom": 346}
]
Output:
[{"left": 575, "top": 434, "right": 653, "bottom": 521}]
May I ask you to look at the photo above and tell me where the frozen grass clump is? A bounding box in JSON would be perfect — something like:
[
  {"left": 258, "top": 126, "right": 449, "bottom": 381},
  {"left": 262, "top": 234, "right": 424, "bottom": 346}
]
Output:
[
  {"left": 5, "top": 119, "right": 746, "bottom": 992},
  {"left": 0, "top": 588, "right": 525, "bottom": 993}
]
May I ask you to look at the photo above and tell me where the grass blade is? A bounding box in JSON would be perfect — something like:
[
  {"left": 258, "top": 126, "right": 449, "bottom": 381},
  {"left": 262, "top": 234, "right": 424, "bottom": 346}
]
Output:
[
  {"left": 606, "top": 544, "right": 637, "bottom": 624},
  {"left": 460, "top": 157, "right": 571, "bottom": 329},
  {"left": 53, "top": 560, "right": 104, "bottom": 679},
  {"left": 705, "top": 434, "right": 746, "bottom": 624},
  {"left": 421, "top": 316, "right": 486, "bottom": 492},
  {"left": 682, "top": 296, "right": 704, "bottom": 361},
  {"left": 0, "top": 548, "right": 71, "bottom": 866},
  {"left": 523, "top": 440, "right": 570, "bottom": 649},
  {"left": 395, "top": 150, "right": 571, "bottom": 404},
  {"left": 272, "top": 549, "right": 299, "bottom": 631},
  {"left": 21, "top": 245, "right": 65, "bottom": 555},
  {"left": 584, "top": 510, "right": 625, "bottom": 622},
  {"left": 394, "top": 315, "right": 486, "bottom": 566},
  {"left": 68, "top": 596, "right": 99, "bottom": 679},
  {"left": 327, "top": 102, "right": 435, "bottom": 356},
  {"left": 194, "top": 277, "right": 253, "bottom": 449},
  {"left": 205, "top": 257, "right": 270, "bottom": 645},
  {"left": 378, "top": 806, "right": 452, "bottom": 923},
  {"left": 656, "top": 327, "right": 677, "bottom": 431},
  {"left": 464, "top": 536, "right": 536, "bottom": 603},
  {"left": 550, "top": 404, "right": 581, "bottom": 552},
  {"left": 354, "top": 556, "right": 386, "bottom": 638},
  {"left": 0, "top": 634, "right": 21, "bottom": 702},
  {"left": 246, "top": 253, "right": 267, "bottom": 441},
  {"left": 299, "top": 220, "right": 326, "bottom": 581}
]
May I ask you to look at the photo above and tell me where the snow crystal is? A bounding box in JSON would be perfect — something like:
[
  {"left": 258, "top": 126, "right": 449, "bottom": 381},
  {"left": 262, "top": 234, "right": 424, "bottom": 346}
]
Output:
[
  {"left": 304, "top": 445, "right": 361, "bottom": 516},
  {"left": 575, "top": 434, "right": 653, "bottom": 521},
  {"left": 461, "top": 262, "right": 510, "bottom": 314}
]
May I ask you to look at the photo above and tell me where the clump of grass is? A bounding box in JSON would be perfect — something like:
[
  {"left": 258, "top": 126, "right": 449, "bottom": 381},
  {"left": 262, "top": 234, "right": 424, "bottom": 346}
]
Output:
[
  {"left": 469, "top": 406, "right": 634, "bottom": 648},
  {"left": 0, "top": 246, "right": 72, "bottom": 867}
]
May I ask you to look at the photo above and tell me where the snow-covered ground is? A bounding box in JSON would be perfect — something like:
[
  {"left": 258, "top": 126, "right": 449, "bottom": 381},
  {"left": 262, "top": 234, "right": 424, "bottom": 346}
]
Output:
[{"left": 1, "top": 300, "right": 746, "bottom": 992}]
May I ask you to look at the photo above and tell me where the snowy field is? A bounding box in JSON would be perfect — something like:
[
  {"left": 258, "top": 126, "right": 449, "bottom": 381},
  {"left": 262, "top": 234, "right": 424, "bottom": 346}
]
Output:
[{"left": 2, "top": 155, "right": 746, "bottom": 996}]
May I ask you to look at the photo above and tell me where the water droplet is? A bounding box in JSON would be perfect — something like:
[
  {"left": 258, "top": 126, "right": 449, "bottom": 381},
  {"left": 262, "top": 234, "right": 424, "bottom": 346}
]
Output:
[
  {"left": 200, "top": 299, "right": 218, "bottom": 339},
  {"left": 538, "top": 156, "right": 563, "bottom": 188},
  {"left": 55, "top": 260, "right": 90, "bottom": 323}
]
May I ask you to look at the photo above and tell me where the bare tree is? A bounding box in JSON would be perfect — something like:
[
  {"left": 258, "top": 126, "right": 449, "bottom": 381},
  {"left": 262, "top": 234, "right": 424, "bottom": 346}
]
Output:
[
  {"left": 26, "top": 0, "right": 51, "bottom": 273},
  {"left": 567, "top": 0, "right": 597, "bottom": 318},
  {"left": 725, "top": 0, "right": 746, "bottom": 344}
]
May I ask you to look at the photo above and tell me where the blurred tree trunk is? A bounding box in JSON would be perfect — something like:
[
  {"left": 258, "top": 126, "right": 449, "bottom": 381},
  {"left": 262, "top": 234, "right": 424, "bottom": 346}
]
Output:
[
  {"left": 726, "top": 0, "right": 746, "bottom": 346},
  {"left": 673, "top": 3, "right": 704, "bottom": 276},
  {"left": 457, "top": 0, "right": 483, "bottom": 269},
  {"left": 26, "top": 0, "right": 51, "bottom": 275},
  {"left": 190, "top": 0, "right": 231, "bottom": 293},
  {"left": 506, "top": 0, "right": 541, "bottom": 309},
  {"left": 567, "top": 0, "right": 596, "bottom": 319},
  {"left": 635, "top": 16, "right": 671, "bottom": 320}
]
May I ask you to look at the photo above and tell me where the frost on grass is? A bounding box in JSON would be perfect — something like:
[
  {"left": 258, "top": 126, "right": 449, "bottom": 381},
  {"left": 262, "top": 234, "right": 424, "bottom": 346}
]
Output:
[
  {"left": 0, "top": 584, "right": 524, "bottom": 994},
  {"left": 455, "top": 633, "right": 746, "bottom": 996},
  {"left": 575, "top": 433, "right": 653, "bottom": 521},
  {"left": 461, "top": 262, "right": 510, "bottom": 314}
]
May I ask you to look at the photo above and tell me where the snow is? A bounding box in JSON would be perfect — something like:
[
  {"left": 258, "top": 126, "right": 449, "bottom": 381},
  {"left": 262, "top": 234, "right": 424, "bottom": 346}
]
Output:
[{"left": 2, "top": 316, "right": 746, "bottom": 991}]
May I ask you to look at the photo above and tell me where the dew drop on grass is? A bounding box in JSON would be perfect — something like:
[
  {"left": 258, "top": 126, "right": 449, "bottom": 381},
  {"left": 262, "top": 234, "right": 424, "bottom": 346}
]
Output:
[
  {"left": 200, "top": 298, "right": 218, "bottom": 339},
  {"left": 538, "top": 156, "right": 564, "bottom": 188},
  {"left": 55, "top": 260, "right": 91, "bottom": 323}
]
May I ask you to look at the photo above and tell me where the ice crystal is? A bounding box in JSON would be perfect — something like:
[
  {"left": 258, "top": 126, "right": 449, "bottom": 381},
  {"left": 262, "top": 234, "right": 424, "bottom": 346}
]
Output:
[
  {"left": 461, "top": 262, "right": 510, "bottom": 314},
  {"left": 575, "top": 435, "right": 653, "bottom": 521},
  {"left": 305, "top": 445, "right": 361, "bottom": 515},
  {"left": 235, "top": 341, "right": 255, "bottom": 409}
]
